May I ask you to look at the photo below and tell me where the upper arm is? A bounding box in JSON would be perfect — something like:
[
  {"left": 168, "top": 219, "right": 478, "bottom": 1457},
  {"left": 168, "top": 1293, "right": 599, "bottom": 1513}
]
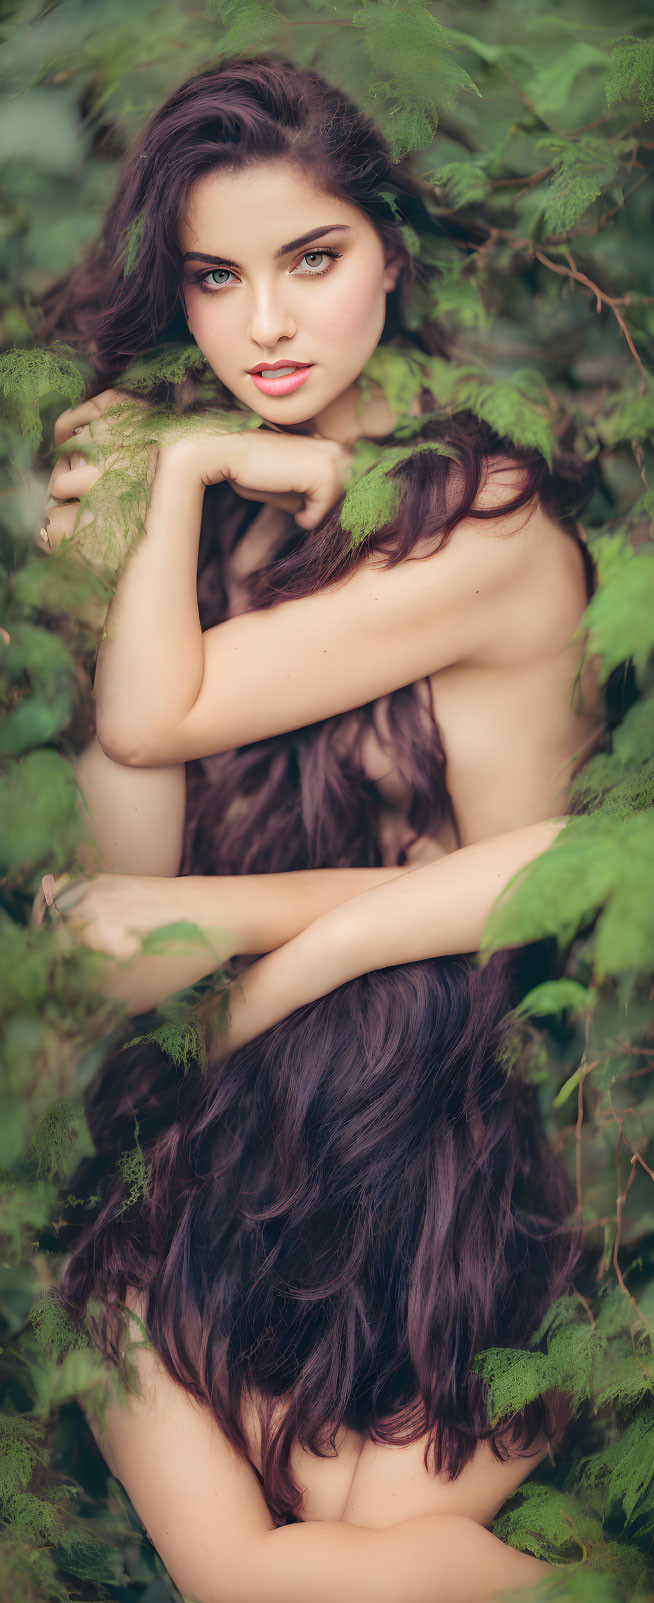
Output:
[
  {"left": 93, "top": 1337, "right": 273, "bottom": 1603},
  {"left": 163, "top": 510, "right": 533, "bottom": 763},
  {"left": 74, "top": 737, "right": 186, "bottom": 876}
]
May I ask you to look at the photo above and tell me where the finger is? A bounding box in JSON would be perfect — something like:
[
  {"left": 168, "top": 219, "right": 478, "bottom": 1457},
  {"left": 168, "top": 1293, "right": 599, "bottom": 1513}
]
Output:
[
  {"left": 30, "top": 871, "right": 78, "bottom": 928},
  {"left": 295, "top": 483, "right": 337, "bottom": 529},
  {"left": 54, "top": 400, "right": 104, "bottom": 448},
  {"left": 50, "top": 462, "right": 102, "bottom": 500},
  {"left": 53, "top": 388, "right": 132, "bottom": 447},
  {"left": 47, "top": 448, "right": 87, "bottom": 495},
  {"left": 54, "top": 877, "right": 93, "bottom": 914},
  {"left": 41, "top": 501, "right": 93, "bottom": 551},
  {"left": 230, "top": 484, "right": 304, "bottom": 513}
]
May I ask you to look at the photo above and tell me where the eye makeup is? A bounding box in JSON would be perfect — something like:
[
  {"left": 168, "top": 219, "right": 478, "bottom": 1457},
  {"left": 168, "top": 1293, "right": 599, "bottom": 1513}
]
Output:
[{"left": 192, "top": 248, "right": 343, "bottom": 295}]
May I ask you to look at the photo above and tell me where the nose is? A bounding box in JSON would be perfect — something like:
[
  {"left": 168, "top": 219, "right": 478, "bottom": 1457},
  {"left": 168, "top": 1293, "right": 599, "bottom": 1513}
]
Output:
[{"left": 246, "top": 281, "right": 297, "bottom": 349}]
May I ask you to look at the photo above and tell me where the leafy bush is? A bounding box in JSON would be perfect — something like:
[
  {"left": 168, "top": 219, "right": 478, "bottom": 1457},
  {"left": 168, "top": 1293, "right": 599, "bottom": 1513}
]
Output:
[{"left": 1, "top": 0, "right": 652, "bottom": 1598}]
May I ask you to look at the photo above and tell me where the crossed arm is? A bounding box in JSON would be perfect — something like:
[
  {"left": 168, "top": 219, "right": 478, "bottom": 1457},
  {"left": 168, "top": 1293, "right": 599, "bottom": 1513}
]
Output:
[
  {"left": 60, "top": 740, "right": 561, "bottom": 1019},
  {"left": 93, "top": 1334, "right": 550, "bottom": 1603},
  {"left": 59, "top": 430, "right": 532, "bottom": 767}
]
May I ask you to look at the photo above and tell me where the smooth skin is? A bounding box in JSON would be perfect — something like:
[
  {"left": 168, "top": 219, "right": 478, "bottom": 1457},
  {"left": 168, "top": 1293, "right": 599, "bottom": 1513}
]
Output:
[
  {"left": 88, "top": 1325, "right": 551, "bottom": 1603},
  {"left": 39, "top": 159, "right": 580, "bottom": 1590},
  {"left": 44, "top": 158, "right": 603, "bottom": 874},
  {"left": 36, "top": 818, "right": 560, "bottom": 1016}
]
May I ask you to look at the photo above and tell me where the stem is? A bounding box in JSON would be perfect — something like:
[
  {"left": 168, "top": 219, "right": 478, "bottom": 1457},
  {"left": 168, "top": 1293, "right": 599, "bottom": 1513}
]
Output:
[{"left": 530, "top": 246, "right": 648, "bottom": 392}]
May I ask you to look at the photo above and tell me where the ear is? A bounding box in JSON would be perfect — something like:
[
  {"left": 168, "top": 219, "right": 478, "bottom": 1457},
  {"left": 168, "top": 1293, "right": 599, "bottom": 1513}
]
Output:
[{"left": 382, "top": 251, "right": 403, "bottom": 293}]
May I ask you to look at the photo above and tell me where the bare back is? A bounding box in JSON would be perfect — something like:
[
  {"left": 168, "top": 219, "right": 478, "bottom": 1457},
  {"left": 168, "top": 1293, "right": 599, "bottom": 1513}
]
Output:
[{"left": 219, "top": 468, "right": 602, "bottom": 866}]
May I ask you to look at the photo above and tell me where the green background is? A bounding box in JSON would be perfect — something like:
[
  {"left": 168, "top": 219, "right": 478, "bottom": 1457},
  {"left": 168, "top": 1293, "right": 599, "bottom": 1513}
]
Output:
[{"left": 0, "top": 1, "right": 653, "bottom": 1598}]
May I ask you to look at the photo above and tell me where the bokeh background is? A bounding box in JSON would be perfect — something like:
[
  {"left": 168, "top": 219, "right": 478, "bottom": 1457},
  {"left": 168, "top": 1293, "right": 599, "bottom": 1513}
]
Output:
[{"left": 1, "top": 1, "right": 653, "bottom": 1598}]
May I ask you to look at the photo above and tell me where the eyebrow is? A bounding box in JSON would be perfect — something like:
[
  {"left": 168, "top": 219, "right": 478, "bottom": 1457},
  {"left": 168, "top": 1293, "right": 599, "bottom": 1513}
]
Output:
[{"left": 182, "top": 224, "right": 353, "bottom": 270}]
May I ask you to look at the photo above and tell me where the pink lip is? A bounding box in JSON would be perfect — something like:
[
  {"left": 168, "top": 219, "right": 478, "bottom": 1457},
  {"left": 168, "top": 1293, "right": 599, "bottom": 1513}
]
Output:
[{"left": 250, "top": 366, "right": 313, "bottom": 397}]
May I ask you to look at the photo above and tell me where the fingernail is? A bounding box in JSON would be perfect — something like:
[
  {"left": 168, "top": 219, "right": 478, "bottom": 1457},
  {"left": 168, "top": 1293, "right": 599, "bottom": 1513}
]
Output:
[
  {"left": 41, "top": 873, "right": 57, "bottom": 910},
  {"left": 73, "top": 425, "right": 83, "bottom": 435},
  {"left": 39, "top": 527, "right": 51, "bottom": 548}
]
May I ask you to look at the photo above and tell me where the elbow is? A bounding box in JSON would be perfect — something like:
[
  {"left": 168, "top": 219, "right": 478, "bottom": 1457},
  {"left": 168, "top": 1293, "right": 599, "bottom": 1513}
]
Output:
[{"left": 95, "top": 716, "right": 162, "bottom": 769}]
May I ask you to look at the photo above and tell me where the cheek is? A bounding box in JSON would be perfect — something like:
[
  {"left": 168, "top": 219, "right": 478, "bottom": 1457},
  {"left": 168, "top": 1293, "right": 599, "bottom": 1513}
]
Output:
[
  {"left": 185, "top": 295, "right": 237, "bottom": 360},
  {"left": 318, "top": 270, "right": 385, "bottom": 342}
]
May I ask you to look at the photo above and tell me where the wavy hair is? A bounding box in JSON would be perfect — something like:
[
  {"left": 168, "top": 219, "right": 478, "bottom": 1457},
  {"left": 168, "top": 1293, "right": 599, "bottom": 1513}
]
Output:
[
  {"left": 60, "top": 955, "right": 580, "bottom": 1523},
  {"left": 37, "top": 54, "right": 599, "bottom": 873}
]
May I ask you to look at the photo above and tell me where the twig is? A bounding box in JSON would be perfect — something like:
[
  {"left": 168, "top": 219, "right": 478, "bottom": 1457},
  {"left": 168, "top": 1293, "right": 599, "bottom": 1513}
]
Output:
[
  {"left": 610, "top": 1089, "right": 650, "bottom": 1326},
  {"left": 531, "top": 246, "right": 648, "bottom": 392},
  {"left": 549, "top": 172, "right": 651, "bottom": 243},
  {"left": 630, "top": 1326, "right": 650, "bottom": 1383},
  {"left": 627, "top": 1147, "right": 654, "bottom": 1185},
  {"left": 573, "top": 1288, "right": 596, "bottom": 1328},
  {"left": 490, "top": 165, "right": 554, "bottom": 191}
]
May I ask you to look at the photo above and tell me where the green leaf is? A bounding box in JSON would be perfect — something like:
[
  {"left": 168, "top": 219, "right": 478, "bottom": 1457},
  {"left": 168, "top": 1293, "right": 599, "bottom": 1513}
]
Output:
[
  {"left": 516, "top": 978, "right": 597, "bottom": 1019},
  {"left": 0, "top": 345, "right": 87, "bottom": 447},
  {"left": 340, "top": 441, "right": 456, "bottom": 547},
  {"left": 605, "top": 36, "right": 654, "bottom": 121},
  {"left": 26, "top": 1101, "right": 92, "bottom": 1181},
  {"left": 524, "top": 41, "right": 608, "bottom": 123},
  {"left": 419, "top": 356, "right": 557, "bottom": 464},
  {"left": 583, "top": 539, "right": 654, "bottom": 682},
  {"left": 482, "top": 814, "right": 654, "bottom": 982},
  {"left": 115, "top": 1118, "right": 150, "bottom": 1214},
  {"left": 127, "top": 1008, "right": 208, "bottom": 1074},
  {"left": 0, "top": 1416, "right": 49, "bottom": 1501},
  {"left": 118, "top": 342, "right": 208, "bottom": 391},
  {"left": 138, "top": 918, "right": 229, "bottom": 961},
  {"left": 30, "top": 1288, "right": 89, "bottom": 1359},
  {"left": 354, "top": 0, "right": 481, "bottom": 159},
  {"left": 359, "top": 343, "right": 426, "bottom": 418},
  {"left": 0, "top": 624, "right": 77, "bottom": 757},
  {"left": 0, "top": 751, "right": 81, "bottom": 874},
  {"left": 534, "top": 135, "right": 623, "bottom": 235},
  {"left": 426, "top": 156, "right": 491, "bottom": 210},
  {"left": 203, "top": 0, "right": 283, "bottom": 56},
  {"left": 597, "top": 379, "right": 654, "bottom": 449},
  {"left": 572, "top": 697, "right": 654, "bottom": 819}
]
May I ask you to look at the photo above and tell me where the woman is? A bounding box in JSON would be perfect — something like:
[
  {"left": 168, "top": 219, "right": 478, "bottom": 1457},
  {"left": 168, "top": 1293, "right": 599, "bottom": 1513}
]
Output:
[
  {"left": 37, "top": 53, "right": 604, "bottom": 918},
  {"left": 58, "top": 942, "right": 579, "bottom": 1603},
  {"left": 32, "top": 53, "right": 588, "bottom": 1596}
]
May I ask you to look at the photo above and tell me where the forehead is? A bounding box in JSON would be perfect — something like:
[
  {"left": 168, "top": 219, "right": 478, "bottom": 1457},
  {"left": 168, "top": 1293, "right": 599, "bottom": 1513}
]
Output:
[{"left": 178, "top": 159, "right": 365, "bottom": 252}]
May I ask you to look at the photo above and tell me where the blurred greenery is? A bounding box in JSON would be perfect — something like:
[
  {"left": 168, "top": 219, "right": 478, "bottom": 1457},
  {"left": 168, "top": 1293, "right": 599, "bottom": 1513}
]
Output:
[{"left": 1, "top": 0, "right": 653, "bottom": 1598}]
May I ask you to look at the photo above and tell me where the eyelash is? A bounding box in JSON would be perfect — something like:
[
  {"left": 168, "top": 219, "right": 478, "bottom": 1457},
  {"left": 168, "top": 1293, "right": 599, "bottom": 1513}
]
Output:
[{"left": 194, "top": 248, "right": 342, "bottom": 294}]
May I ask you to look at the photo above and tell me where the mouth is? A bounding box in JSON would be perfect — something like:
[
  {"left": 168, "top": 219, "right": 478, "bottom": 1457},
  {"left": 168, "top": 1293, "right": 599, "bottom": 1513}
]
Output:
[
  {"left": 246, "top": 360, "right": 312, "bottom": 374},
  {"left": 248, "top": 363, "right": 314, "bottom": 397}
]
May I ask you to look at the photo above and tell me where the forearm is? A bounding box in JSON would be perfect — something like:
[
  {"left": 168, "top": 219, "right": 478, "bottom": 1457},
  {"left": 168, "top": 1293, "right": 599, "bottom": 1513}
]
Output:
[
  {"left": 170, "top": 864, "right": 404, "bottom": 956},
  {"left": 226, "top": 1515, "right": 549, "bottom": 1603},
  {"left": 91, "top": 864, "right": 403, "bottom": 1015},
  {"left": 219, "top": 820, "right": 564, "bottom": 1054},
  {"left": 94, "top": 443, "right": 207, "bottom": 764}
]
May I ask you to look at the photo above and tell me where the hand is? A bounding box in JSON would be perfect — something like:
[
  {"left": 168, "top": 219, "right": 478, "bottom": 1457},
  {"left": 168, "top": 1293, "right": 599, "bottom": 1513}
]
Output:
[
  {"left": 31, "top": 870, "right": 186, "bottom": 962},
  {"left": 177, "top": 426, "right": 354, "bottom": 531},
  {"left": 42, "top": 389, "right": 158, "bottom": 562}
]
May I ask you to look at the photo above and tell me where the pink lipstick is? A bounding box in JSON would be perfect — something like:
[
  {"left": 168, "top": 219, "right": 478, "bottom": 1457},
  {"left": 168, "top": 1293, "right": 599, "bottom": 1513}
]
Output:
[{"left": 249, "top": 365, "right": 313, "bottom": 396}]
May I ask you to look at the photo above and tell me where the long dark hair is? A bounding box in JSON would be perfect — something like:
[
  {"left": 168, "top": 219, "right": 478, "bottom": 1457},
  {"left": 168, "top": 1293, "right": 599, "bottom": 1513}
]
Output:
[
  {"left": 37, "top": 54, "right": 599, "bottom": 874},
  {"left": 60, "top": 955, "right": 579, "bottom": 1523}
]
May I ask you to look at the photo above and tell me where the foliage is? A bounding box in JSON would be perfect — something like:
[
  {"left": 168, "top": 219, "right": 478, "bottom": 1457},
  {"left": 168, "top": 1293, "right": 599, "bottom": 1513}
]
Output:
[{"left": 0, "top": 0, "right": 653, "bottom": 1598}]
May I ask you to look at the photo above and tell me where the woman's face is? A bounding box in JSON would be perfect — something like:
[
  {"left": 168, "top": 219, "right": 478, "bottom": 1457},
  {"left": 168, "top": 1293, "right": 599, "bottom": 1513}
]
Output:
[{"left": 178, "top": 159, "right": 402, "bottom": 440}]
